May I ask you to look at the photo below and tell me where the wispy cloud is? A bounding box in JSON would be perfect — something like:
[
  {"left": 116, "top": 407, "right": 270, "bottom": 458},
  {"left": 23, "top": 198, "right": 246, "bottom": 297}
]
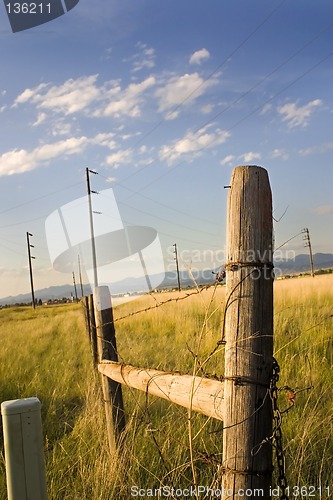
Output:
[
  {"left": 189, "top": 48, "right": 210, "bottom": 65},
  {"left": 129, "top": 42, "right": 156, "bottom": 72},
  {"left": 13, "top": 74, "right": 156, "bottom": 120},
  {"left": 260, "top": 103, "right": 272, "bottom": 115},
  {"left": 96, "top": 76, "right": 156, "bottom": 118},
  {"left": 0, "top": 132, "right": 116, "bottom": 176},
  {"left": 270, "top": 148, "right": 288, "bottom": 160},
  {"left": 106, "top": 176, "right": 117, "bottom": 183},
  {"left": 155, "top": 72, "right": 218, "bottom": 119},
  {"left": 239, "top": 151, "right": 261, "bottom": 163},
  {"left": 32, "top": 112, "right": 47, "bottom": 127},
  {"left": 201, "top": 103, "right": 214, "bottom": 114},
  {"left": 51, "top": 119, "right": 73, "bottom": 137},
  {"left": 313, "top": 205, "right": 333, "bottom": 215},
  {"left": 278, "top": 99, "right": 322, "bottom": 128},
  {"left": 220, "top": 154, "right": 235, "bottom": 166},
  {"left": 14, "top": 77, "right": 99, "bottom": 115},
  {"left": 159, "top": 125, "right": 230, "bottom": 165},
  {"left": 105, "top": 148, "right": 133, "bottom": 168},
  {"left": 299, "top": 141, "right": 333, "bottom": 156}
]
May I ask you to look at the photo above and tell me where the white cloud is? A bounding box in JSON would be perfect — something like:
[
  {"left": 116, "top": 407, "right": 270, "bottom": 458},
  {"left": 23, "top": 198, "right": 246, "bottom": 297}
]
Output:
[
  {"left": 165, "top": 110, "right": 179, "bottom": 121},
  {"left": 102, "top": 47, "right": 113, "bottom": 60},
  {"left": 260, "top": 103, "right": 272, "bottom": 115},
  {"left": 51, "top": 120, "right": 73, "bottom": 137},
  {"left": 278, "top": 99, "right": 322, "bottom": 128},
  {"left": 32, "top": 112, "right": 47, "bottom": 126},
  {"left": 299, "top": 141, "right": 333, "bottom": 156},
  {"left": 220, "top": 154, "right": 235, "bottom": 166},
  {"left": 90, "top": 132, "right": 117, "bottom": 149},
  {"left": 105, "top": 149, "right": 133, "bottom": 168},
  {"left": 14, "top": 83, "right": 48, "bottom": 105},
  {"left": 0, "top": 132, "right": 117, "bottom": 176},
  {"left": 14, "top": 77, "right": 99, "bottom": 115},
  {"left": 313, "top": 205, "right": 333, "bottom": 215},
  {"left": 0, "top": 106, "right": 6, "bottom": 113},
  {"left": 14, "top": 74, "right": 157, "bottom": 120},
  {"left": 106, "top": 176, "right": 117, "bottom": 184},
  {"left": 159, "top": 125, "right": 230, "bottom": 165},
  {"left": 100, "top": 76, "right": 156, "bottom": 118},
  {"left": 189, "top": 48, "right": 210, "bottom": 65},
  {"left": 156, "top": 72, "right": 218, "bottom": 117},
  {"left": 201, "top": 103, "right": 214, "bottom": 114},
  {"left": 131, "top": 42, "right": 156, "bottom": 72},
  {"left": 239, "top": 151, "right": 261, "bottom": 163},
  {"left": 270, "top": 148, "right": 288, "bottom": 160}
]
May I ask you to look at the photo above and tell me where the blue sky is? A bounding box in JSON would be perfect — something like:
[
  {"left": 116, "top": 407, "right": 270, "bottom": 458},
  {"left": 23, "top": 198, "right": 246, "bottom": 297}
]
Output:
[{"left": 0, "top": 0, "right": 332, "bottom": 298}]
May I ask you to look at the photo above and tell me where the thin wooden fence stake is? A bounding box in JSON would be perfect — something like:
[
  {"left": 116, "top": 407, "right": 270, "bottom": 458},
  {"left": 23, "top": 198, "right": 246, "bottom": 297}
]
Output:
[
  {"left": 93, "top": 286, "right": 126, "bottom": 452},
  {"left": 82, "top": 295, "right": 90, "bottom": 338},
  {"left": 88, "top": 294, "right": 98, "bottom": 368},
  {"left": 222, "top": 166, "right": 274, "bottom": 498}
]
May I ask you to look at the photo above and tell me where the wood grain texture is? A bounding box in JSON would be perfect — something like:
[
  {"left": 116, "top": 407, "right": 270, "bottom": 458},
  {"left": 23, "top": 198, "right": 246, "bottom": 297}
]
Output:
[
  {"left": 99, "top": 361, "right": 224, "bottom": 421},
  {"left": 222, "top": 166, "right": 273, "bottom": 498},
  {"left": 93, "top": 286, "right": 126, "bottom": 453}
]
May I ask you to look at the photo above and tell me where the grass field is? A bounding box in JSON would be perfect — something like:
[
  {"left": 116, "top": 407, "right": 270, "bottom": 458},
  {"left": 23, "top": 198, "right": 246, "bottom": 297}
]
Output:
[{"left": 0, "top": 274, "right": 332, "bottom": 499}]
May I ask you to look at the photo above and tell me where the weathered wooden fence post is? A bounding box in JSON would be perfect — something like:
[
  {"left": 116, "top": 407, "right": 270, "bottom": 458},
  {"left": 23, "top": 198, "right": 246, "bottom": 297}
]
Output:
[
  {"left": 93, "top": 286, "right": 126, "bottom": 452},
  {"left": 222, "top": 166, "right": 274, "bottom": 498}
]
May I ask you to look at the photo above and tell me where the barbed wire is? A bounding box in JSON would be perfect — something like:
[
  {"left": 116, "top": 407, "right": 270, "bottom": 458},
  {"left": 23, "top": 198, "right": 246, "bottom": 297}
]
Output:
[{"left": 81, "top": 276, "right": 332, "bottom": 494}]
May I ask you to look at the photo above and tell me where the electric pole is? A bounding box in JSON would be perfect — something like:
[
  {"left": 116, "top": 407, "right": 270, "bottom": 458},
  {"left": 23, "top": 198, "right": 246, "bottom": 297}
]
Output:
[
  {"left": 72, "top": 272, "right": 78, "bottom": 302},
  {"left": 173, "top": 243, "right": 181, "bottom": 292},
  {"left": 78, "top": 254, "right": 84, "bottom": 297},
  {"left": 302, "top": 227, "right": 315, "bottom": 277},
  {"left": 86, "top": 167, "right": 99, "bottom": 289},
  {"left": 26, "top": 232, "right": 36, "bottom": 309}
]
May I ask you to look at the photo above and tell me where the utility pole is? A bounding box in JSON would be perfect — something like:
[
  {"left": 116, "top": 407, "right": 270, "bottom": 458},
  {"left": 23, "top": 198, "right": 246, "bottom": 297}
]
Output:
[
  {"left": 78, "top": 254, "right": 84, "bottom": 297},
  {"left": 173, "top": 243, "right": 181, "bottom": 292},
  {"left": 26, "top": 232, "right": 36, "bottom": 309},
  {"left": 86, "top": 167, "right": 99, "bottom": 289},
  {"left": 302, "top": 227, "right": 315, "bottom": 277},
  {"left": 72, "top": 272, "right": 78, "bottom": 302}
]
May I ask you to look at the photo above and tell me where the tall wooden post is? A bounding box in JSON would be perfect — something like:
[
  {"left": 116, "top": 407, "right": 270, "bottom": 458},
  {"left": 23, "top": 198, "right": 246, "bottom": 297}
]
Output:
[
  {"left": 222, "top": 166, "right": 273, "bottom": 498},
  {"left": 93, "top": 286, "right": 126, "bottom": 452}
]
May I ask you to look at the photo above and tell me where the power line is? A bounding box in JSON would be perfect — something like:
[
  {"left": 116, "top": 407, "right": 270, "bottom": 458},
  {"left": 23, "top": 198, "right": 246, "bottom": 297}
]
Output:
[
  {"left": 98, "top": 191, "right": 222, "bottom": 241},
  {"left": 125, "top": 51, "right": 333, "bottom": 196},
  {"left": 127, "top": 0, "right": 288, "bottom": 152},
  {"left": 98, "top": 171, "right": 221, "bottom": 229},
  {"left": 113, "top": 21, "right": 333, "bottom": 191},
  {"left": 0, "top": 181, "right": 85, "bottom": 216}
]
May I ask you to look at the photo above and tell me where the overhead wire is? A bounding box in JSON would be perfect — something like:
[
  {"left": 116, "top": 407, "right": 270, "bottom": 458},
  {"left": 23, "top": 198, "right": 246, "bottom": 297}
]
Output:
[
  {"left": 122, "top": 51, "right": 333, "bottom": 196},
  {"left": 0, "top": 180, "right": 85, "bottom": 216},
  {"left": 93, "top": 23, "right": 333, "bottom": 237},
  {"left": 126, "top": 0, "right": 288, "bottom": 153}
]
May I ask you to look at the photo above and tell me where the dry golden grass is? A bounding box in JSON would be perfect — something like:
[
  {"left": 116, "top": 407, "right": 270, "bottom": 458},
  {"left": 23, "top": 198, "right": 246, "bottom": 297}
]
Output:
[{"left": 0, "top": 274, "right": 332, "bottom": 498}]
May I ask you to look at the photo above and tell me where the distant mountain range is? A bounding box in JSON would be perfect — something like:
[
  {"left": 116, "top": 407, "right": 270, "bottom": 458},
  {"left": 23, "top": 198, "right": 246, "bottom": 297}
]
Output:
[
  {"left": 1, "top": 253, "right": 332, "bottom": 306},
  {"left": 275, "top": 252, "right": 333, "bottom": 274}
]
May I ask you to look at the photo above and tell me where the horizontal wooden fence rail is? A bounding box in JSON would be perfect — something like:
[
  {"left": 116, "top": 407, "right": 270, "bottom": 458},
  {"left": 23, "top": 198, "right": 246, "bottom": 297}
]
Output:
[{"left": 98, "top": 361, "right": 224, "bottom": 421}]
